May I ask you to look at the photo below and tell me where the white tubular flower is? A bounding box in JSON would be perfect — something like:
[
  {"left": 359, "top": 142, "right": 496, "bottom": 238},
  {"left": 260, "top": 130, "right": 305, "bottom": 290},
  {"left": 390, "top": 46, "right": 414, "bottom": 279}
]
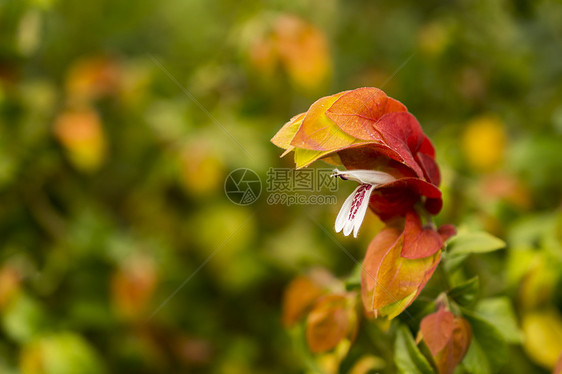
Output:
[{"left": 332, "top": 169, "right": 396, "bottom": 238}]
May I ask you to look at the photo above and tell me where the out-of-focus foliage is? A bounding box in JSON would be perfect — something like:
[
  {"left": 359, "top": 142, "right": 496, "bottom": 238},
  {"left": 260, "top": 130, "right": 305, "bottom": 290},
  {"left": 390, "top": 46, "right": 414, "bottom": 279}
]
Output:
[{"left": 0, "top": 0, "right": 561, "bottom": 373}]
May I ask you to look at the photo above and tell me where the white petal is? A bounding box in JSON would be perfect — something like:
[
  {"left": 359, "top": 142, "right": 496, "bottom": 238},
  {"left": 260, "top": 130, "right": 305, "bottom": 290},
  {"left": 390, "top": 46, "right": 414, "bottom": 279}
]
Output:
[
  {"left": 337, "top": 184, "right": 374, "bottom": 237},
  {"left": 352, "top": 184, "right": 374, "bottom": 238},
  {"left": 335, "top": 185, "right": 361, "bottom": 233},
  {"left": 332, "top": 169, "right": 395, "bottom": 186}
]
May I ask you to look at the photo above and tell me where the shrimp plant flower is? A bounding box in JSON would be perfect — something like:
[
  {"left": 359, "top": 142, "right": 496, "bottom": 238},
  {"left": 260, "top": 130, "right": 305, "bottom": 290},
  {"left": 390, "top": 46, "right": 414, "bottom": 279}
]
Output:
[{"left": 271, "top": 87, "right": 455, "bottom": 319}]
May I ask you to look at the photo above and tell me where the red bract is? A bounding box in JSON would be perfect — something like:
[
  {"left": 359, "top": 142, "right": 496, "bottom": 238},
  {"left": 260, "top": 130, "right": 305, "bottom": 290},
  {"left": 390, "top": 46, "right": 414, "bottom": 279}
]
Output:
[
  {"left": 417, "top": 307, "right": 472, "bottom": 374},
  {"left": 360, "top": 220, "right": 442, "bottom": 319}
]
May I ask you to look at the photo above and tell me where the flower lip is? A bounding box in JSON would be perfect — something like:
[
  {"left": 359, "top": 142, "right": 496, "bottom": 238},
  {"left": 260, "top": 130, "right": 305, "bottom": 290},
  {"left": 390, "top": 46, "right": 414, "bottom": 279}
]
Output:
[
  {"left": 331, "top": 168, "right": 396, "bottom": 186},
  {"left": 333, "top": 169, "right": 397, "bottom": 238}
]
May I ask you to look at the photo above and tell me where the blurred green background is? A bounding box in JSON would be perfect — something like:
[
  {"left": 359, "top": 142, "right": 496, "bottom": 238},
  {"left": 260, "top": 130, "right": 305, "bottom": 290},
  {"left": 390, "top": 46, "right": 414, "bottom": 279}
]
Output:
[{"left": 1, "top": 0, "right": 562, "bottom": 373}]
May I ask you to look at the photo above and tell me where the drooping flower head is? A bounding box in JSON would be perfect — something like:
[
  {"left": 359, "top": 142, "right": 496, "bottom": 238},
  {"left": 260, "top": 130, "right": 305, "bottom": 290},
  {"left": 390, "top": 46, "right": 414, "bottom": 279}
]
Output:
[{"left": 272, "top": 87, "right": 442, "bottom": 223}]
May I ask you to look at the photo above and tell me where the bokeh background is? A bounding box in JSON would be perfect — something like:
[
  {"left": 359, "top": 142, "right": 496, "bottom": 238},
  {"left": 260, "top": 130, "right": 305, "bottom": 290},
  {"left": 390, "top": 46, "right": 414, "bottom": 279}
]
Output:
[{"left": 1, "top": 0, "right": 562, "bottom": 373}]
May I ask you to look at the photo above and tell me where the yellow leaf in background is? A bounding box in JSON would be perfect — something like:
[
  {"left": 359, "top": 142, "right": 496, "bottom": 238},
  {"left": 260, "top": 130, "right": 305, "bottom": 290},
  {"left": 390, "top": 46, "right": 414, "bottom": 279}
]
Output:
[
  {"left": 348, "top": 355, "right": 386, "bottom": 374},
  {"left": 17, "top": 10, "right": 42, "bottom": 56},
  {"left": 20, "top": 333, "right": 105, "bottom": 374},
  {"left": 417, "top": 22, "right": 451, "bottom": 57},
  {"left": 461, "top": 115, "right": 506, "bottom": 172},
  {"left": 522, "top": 310, "right": 562, "bottom": 369},
  {"left": 53, "top": 108, "right": 107, "bottom": 172},
  {"left": 519, "top": 253, "right": 559, "bottom": 310},
  {"left": 179, "top": 142, "right": 224, "bottom": 196}
]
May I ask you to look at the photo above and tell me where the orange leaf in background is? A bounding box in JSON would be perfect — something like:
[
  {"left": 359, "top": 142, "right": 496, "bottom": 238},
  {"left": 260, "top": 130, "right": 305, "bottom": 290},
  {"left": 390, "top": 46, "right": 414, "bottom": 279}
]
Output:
[
  {"left": 66, "top": 56, "right": 121, "bottom": 103},
  {"left": 0, "top": 265, "right": 21, "bottom": 309},
  {"left": 305, "top": 294, "right": 357, "bottom": 353},
  {"left": 480, "top": 173, "right": 531, "bottom": 210},
  {"left": 282, "top": 275, "right": 326, "bottom": 328},
  {"left": 361, "top": 227, "right": 441, "bottom": 319},
  {"left": 274, "top": 14, "right": 332, "bottom": 91},
  {"left": 173, "top": 335, "right": 212, "bottom": 367},
  {"left": 111, "top": 255, "right": 158, "bottom": 321},
  {"left": 53, "top": 108, "right": 107, "bottom": 172},
  {"left": 401, "top": 210, "right": 443, "bottom": 259},
  {"left": 248, "top": 33, "right": 277, "bottom": 77}
]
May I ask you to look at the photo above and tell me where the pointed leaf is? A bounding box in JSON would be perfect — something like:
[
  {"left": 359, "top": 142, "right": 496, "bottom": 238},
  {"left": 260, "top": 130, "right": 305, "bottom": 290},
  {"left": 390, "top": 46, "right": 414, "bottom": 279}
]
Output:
[
  {"left": 402, "top": 210, "right": 444, "bottom": 259},
  {"left": 462, "top": 310, "right": 508, "bottom": 373},
  {"left": 325, "top": 87, "right": 390, "bottom": 140},
  {"left": 419, "top": 307, "right": 455, "bottom": 357},
  {"left": 462, "top": 338, "right": 492, "bottom": 374},
  {"left": 475, "top": 297, "right": 522, "bottom": 343},
  {"left": 433, "top": 317, "right": 472, "bottom": 374},
  {"left": 447, "top": 231, "right": 506, "bottom": 255},
  {"left": 448, "top": 277, "right": 479, "bottom": 307},
  {"left": 271, "top": 112, "right": 305, "bottom": 150},
  {"left": 438, "top": 224, "right": 457, "bottom": 242}
]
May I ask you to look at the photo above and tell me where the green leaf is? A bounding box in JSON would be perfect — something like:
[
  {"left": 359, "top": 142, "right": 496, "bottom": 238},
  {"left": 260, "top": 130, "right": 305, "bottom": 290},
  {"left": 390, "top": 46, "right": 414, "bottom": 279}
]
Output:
[
  {"left": 475, "top": 298, "right": 522, "bottom": 343},
  {"left": 448, "top": 277, "right": 479, "bottom": 307},
  {"left": 462, "top": 310, "right": 508, "bottom": 373},
  {"left": 443, "top": 252, "right": 469, "bottom": 273},
  {"left": 447, "top": 231, "right": 506, "bottom": 256},
  {"left": 394, "top": 325, "right": 434, "bottom": 374},
  {"left": 462, "top": 338, "right": 491, "bottom": 374}
]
